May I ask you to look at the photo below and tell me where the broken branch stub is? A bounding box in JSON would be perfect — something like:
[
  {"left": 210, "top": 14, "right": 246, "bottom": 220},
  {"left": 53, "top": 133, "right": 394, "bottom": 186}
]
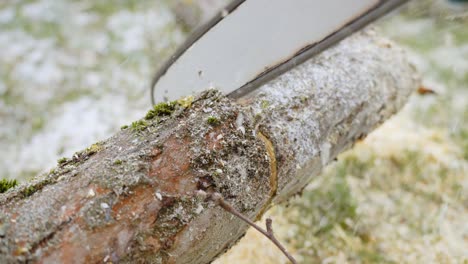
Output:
[
  {"left": 207, "top": 191, "right": 297, "bottom": 263},
  {"left": 0, "top": 29, "right": 419, "bottom": 263}
]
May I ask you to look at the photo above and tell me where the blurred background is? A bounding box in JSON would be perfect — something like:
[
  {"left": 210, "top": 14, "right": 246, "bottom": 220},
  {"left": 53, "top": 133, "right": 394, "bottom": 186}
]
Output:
[{"left": 0, "top": 0, "right": 466, "bottom": 262}]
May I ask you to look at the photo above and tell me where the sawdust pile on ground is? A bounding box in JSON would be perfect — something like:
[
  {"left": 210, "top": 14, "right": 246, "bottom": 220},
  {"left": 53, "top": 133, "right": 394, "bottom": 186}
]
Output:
[
  {"left": 1, "top": 0, "right": 466, "bottom": 263},
  {"left": 217, "top": 2, "right": 468, "bottom": 263}
]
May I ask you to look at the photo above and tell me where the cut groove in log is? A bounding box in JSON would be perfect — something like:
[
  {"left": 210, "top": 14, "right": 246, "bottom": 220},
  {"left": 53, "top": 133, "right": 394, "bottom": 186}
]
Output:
[
  {"left": 0, "top": 29, "right": 419, "bottom": 264},
  {"left": 255, "top": 131, "right": 278, "bottom": 220}
]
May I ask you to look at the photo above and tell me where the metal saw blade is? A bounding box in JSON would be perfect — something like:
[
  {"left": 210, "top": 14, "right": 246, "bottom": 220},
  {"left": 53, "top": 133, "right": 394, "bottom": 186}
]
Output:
[{"left": 151, "top": 0, "right": 407, "bottom": 104}]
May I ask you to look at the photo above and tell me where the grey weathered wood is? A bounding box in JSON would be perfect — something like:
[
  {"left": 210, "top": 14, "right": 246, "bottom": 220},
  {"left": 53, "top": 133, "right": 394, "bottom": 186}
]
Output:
[{"left": 0, "top": 30, "right": 419, "bottom": 263}]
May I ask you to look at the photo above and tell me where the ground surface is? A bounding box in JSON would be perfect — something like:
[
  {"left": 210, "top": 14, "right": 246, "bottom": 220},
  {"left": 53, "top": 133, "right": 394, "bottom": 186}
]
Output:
[{"left": 0, "top": 0, "right": 466, "bottom": 263}]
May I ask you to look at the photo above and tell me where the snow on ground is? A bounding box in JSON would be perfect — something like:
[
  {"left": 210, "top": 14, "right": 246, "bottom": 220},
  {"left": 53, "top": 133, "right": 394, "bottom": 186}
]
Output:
[
  {"left": 0, "top": 0, "right": 184, "bottom": 180},
  {"left": 1, "top": 0, "right": 467, "bottom": 263}
]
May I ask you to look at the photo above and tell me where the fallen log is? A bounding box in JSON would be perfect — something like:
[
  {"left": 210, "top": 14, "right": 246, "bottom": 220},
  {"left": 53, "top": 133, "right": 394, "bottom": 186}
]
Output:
[{"left": 0, "top": 29, "right": 419, "bottom": 263}]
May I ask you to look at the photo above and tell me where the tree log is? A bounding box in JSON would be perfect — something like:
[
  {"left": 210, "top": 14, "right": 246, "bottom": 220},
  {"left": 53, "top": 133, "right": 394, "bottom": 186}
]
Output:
[{"left": 0, "top": 30, "right": 419, "bottom": 263}]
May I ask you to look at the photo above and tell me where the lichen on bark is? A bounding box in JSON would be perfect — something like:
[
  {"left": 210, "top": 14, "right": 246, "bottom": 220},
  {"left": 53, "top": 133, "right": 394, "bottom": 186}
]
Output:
[
  {"left": 0, "top": 30, "right": 419, "bottom": 263},
  {"left": 0, "top": 89, "right": 272, "bottom": 264}
]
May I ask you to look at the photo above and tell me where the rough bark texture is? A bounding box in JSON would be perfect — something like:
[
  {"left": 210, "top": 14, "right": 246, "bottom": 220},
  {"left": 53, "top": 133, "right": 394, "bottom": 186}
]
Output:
[{"left": 0, "top": 30, "right": 419, "bottom": 264}]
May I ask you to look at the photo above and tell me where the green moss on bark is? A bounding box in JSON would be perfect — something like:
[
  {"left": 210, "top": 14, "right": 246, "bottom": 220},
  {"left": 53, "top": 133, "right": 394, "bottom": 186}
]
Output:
[
  {"left": 130, "top": 120, "right": 149, "bottom": 131},
  {"left": 0, "top": 179, "right": 18, "bottom": 193},
  {"left": 145, "top": 101, "right": 178, "bottom": 120},
  {"left": 206, "top": 116, "right": 220, "bottom": 126}
]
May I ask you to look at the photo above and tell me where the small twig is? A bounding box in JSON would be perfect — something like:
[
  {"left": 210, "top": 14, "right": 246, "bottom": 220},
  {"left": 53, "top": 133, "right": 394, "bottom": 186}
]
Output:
[{"left": 208, "top": 192, "right": 297, "bottom": 264}]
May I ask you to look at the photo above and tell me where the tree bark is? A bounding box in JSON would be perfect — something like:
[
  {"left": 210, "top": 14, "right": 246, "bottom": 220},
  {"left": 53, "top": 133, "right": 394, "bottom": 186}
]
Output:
[{"left": 0, "top": 30, "right": 419, "bottom": 264}]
